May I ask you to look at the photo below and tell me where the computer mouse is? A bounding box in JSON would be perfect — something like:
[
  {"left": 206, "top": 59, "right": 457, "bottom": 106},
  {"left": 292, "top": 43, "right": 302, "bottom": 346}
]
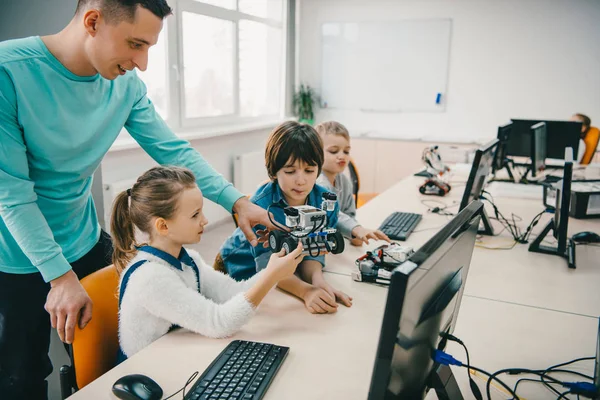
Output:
[
  {"left": 571, "top": 231, "right": 600, "bottom": 243},
  {"left": 112, "top": 374, "right": 163, "bottom": 400}
]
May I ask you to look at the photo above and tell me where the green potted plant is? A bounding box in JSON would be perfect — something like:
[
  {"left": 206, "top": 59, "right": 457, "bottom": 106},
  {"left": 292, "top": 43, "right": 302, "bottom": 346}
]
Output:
[{"left": 292, "top": 84, "right": 318, "bottom": 125}]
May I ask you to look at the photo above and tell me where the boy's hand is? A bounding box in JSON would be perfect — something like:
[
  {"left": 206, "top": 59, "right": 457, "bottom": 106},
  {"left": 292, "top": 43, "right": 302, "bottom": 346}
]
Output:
[
  {"left": 255, "top": 229, "right": 270, "bottom": 248},
  {"left": 351, "top": 226, "right": 391, "bottom": 245},
  {"left": 314, "top": 281, "right": 353, "bottom": 308},
  {"left": 265, "top": 243, "right": 305, "bottom": 281},
  {"left": 303, "top": 287, "right": 338, "bottom": 314},
  {"left": 233, "top": 197, "right": 278, "bottom": 247}
]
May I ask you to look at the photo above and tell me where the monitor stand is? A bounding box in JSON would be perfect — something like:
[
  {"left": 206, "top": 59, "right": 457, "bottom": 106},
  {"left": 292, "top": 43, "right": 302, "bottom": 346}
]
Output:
[
  {"left": 492, "top": 159, "right": 517, "bottom": 183},
  {"left": 478, "top": 208, "right": 495, "bottom": 236},
  {"left": 428, "top": 363, "right": 464, "bottom": 400},
  {"left": 528, "top": 219, "right": 577, "bottom": 269}
]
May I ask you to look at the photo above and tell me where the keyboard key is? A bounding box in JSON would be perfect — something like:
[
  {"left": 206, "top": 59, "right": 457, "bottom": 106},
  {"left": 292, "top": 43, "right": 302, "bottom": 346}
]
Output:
[{"left": 185, "top": 341, "right": 289, "bottom": 400}]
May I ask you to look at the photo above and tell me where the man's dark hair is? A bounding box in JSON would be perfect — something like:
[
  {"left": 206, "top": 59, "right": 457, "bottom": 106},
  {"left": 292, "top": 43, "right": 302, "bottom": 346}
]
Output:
[{"left": 76, "top": 0, "right": 172, "bottom": 22}]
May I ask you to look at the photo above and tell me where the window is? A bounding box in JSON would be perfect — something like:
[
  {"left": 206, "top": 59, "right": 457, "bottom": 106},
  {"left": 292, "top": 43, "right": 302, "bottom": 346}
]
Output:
[
  {"left": 136, "top": 0, "right": 287, "bottom": 131},
  {"left": 182, "top": 12, "right": 234, "bottom": 119},
  {"left": 239, "top": 20, "right": 283, "bottom": 117},
  {"left": 136, "top": 21, "right": 169, "bottom": 119}
]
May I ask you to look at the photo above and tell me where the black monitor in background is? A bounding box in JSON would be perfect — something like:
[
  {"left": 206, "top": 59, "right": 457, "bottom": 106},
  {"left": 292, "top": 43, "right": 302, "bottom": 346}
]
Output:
[
  {"left": 529, "top": 152, "right": 576, "bottom": 268},
  {"left": 367, "top": 200, "right": 483, "bottom": 400},
  {"left": 530, "top": 122, "right": 547, "bottom": 177},
  {"left": 509, "top": 119, "right": 582, "bottom": 160},
  {"left": 506, "top": 119, "right": 534, "bottom": 158},
  {"left": 493, "top": 122, "right": 512, "bottom": 173},
  {"left": 459, "top": 139, "right": 499, "bottom": 236},
  {"left": 545, "top": 121, "right": 582, "bottom": 160}
]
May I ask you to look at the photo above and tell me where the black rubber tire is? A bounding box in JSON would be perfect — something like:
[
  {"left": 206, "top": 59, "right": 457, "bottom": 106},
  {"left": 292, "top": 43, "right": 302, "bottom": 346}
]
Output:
[
  {"left": 269, "top": 230, "right": 284, "bottom": 252},
  {"left": 282, "top": 237, "right": 298, "bottom": 255},
  {"left": 329, "top": 231, "right": 345, "bottom": 254}
]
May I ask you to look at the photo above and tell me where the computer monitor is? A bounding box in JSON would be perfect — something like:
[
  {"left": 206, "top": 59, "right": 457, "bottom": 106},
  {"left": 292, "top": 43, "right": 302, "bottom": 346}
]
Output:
[
  {"left": 530, "top": 122, "right": 547, "bottom": 177},
  {"left": 506, "top": 119, "right": 534, "bottom": 158},
  {"left": 529, "top": 150, "right": 576, "bottom": 268},
  {"left": 493, "top": 122, "right": 513, "bottom": 173},
  {"left": 509, "top": 119, "right": 582, "bottom": 160},
  {"left": 459, "top": 139, "right": 499, "bottom": 235},
  {"left": 368, "top": 200, "right": 483, "bottom": 400},
  {"left": 544, "top": 121, "right": 582, "bottom": 160}
]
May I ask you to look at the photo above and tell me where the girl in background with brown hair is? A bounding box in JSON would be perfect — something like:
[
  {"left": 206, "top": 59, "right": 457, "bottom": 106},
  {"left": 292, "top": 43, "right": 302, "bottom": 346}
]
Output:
[{"left": 111, "top": 166, "right": 304, "bottom": 362}]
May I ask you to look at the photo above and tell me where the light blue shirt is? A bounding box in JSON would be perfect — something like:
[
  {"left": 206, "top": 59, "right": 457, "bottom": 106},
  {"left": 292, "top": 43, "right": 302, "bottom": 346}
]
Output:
[
  {"left": 219, "top": 181, "right": 339, "bottom": 281},
  {"left": 0, "top": 36, "right": 243, "bottom": 282}
]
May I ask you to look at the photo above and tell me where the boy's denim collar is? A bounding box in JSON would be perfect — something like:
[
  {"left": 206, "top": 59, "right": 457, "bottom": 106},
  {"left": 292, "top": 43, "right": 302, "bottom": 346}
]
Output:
[
  {"left": 271, "top": 182, "right": 287, "bottom": 205},
  {"left": 138, "top": 245, "right": 194, "bottom": 271}
]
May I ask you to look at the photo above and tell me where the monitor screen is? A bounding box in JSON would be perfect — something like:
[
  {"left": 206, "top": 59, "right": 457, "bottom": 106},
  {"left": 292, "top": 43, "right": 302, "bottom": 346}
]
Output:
[
  {"left": 509, "top": 119, "right": 582, "bottom": 159},
  {"left": 531, "top": 122, "right": 547, "bottom": 176},
  {"left": 368, "top": 201, "right": 483, "bottom": 400},
  {"left": 553, "top": 160, "right": 573, "bottom": 254},
  {"left": 506, "top": 119, "right": 534, "bottom": 157},
  {"left": 460, "top": 139, "right": 499, "bottom": 211},
  {"left": 493, "top": 123, "right": 512, "bottom": 172},
  {"left": 545, "top": 121, "right": 582, "bottom": 159}
]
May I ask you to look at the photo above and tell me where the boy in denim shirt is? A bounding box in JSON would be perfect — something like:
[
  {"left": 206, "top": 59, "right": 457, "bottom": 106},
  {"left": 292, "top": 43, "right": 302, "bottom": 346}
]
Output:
[{"left": 217, "top": 121, "right": 353, "bottom": 314}]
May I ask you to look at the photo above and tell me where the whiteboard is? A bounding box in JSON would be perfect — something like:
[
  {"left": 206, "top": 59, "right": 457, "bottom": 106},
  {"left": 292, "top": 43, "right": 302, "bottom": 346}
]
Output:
[{"left": 321, "top": 19, "right": 452, "bottom": 113}]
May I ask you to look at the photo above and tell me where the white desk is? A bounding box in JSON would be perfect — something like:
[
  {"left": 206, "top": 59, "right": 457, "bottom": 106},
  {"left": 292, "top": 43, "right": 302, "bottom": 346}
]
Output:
[{"left": 71, "top": 174, "right": 600, "bottom": 400}]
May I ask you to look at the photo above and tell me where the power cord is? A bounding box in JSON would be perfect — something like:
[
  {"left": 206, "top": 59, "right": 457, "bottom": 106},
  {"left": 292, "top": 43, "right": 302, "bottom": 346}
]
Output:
[
  {"left": 432, "top": 349, "right": 519, "bottom": 398},
  {"left": 480, "top": 191, "right": 548, "bottom": 244},
  {"left": 437, "top": 334, "right": 597, "bottom": 400},
  {"left": 492, "top": 358, "right": 597, "bottom": 400},
  {"left": 439, "top": 333, "right": 483, "bottom": 400},
  {"left": 163, "top": 370, "right": 199, "bottom": 399},
  {"left": 421, "top": 199, "right": 457, "bottom": 216}
]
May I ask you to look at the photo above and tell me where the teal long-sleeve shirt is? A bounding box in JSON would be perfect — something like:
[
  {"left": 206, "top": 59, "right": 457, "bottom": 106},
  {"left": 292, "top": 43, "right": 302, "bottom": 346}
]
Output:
[{"left": 0, "top": 36, "right": 244, "bottom": 282}]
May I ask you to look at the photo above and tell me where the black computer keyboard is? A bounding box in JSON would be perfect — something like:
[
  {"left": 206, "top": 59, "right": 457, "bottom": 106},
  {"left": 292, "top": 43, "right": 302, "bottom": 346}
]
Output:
[
  {"left": 378, "top": 212, "right": 422, "bottom": 241},
  {"left": 184, "top": 340, "right": 289, "bottom": 400}
]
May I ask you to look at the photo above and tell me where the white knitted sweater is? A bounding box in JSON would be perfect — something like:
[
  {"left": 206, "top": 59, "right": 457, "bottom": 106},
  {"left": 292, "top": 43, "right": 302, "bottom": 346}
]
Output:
[{"left": 118, "top": 247, "right": 260, "bottom": 358}]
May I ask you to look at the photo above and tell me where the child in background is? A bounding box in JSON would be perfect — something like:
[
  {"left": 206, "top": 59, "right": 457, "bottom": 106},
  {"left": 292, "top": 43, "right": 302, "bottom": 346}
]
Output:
[
  {"left": 315, "top": 121, "right": 390, "bottom": 246},
  {"left": 111, "top": 166, "right": 305, "bottom": 361},
  {"left": 571, "top": 113, "right": 599, "bottom": 165},
  {"left": 217, "top": 121, "right": 353, "bottom": 314}
]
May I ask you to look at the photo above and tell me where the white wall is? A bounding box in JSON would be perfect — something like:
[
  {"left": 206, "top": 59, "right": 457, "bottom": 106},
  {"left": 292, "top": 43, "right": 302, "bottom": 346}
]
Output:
[
  {"left": 102, "top": 128, "right": 271, "bottom": 227},
  {"left": 298, "top": 0, "right": 600, "bottom": 142},
  {"left": 0, "top": 0, "right": 75, "bottom": 40}
]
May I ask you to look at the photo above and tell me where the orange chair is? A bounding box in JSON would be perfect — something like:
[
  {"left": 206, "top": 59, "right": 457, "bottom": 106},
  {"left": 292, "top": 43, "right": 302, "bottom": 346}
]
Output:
[
  {"left": 60, "top": 265, "right": 120, "bottom": 399},
  {"left": 348, "top": 159, "right": 378, "bottom": 208}
]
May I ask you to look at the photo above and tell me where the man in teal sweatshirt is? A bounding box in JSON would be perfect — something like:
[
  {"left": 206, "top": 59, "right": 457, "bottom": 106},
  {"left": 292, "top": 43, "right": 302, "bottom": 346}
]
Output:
[{"left": 0, "top": 1, "right": 274, "bottom": 398}]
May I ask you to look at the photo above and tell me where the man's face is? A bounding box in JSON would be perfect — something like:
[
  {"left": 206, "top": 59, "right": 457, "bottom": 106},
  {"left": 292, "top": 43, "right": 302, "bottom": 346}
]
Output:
[{"left": 85, "top": 6, "right": 163, "bottom": 79}]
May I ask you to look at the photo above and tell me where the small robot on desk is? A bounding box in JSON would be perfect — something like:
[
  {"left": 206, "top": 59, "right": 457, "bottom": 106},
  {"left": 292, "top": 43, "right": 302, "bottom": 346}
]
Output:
[
  {"left": 352, "top": 243, "right": 415, "bottom": 285},
  {"left": 268, "top": 192, "right": 345, "bottom": 257},
  {"left": 419, "top": 145, "right": 452, "bottom": 196}
]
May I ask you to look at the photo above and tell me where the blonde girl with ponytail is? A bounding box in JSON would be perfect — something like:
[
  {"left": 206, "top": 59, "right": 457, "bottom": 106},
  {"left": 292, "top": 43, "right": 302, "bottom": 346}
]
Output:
[{"left": 111, "top": 166, "right": 304, "bottom": 362}]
